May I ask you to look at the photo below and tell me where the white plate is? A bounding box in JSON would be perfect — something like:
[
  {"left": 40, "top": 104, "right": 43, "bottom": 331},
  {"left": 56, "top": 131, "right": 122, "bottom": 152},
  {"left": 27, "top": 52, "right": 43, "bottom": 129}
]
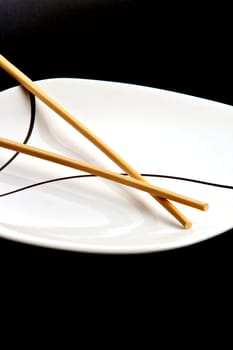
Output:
[{"left": 0, "top": 78, "right": 233, "bottom": 253}]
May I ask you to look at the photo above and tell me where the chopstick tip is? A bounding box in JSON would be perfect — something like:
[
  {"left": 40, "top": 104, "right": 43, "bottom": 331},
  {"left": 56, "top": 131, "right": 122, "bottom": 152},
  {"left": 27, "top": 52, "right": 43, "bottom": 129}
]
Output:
[
  {"left": 203, "top": 203, "right": 209, "bottom": 211},
  {"left": 184, "top": 221, "right": 192, "bottom": 229}
]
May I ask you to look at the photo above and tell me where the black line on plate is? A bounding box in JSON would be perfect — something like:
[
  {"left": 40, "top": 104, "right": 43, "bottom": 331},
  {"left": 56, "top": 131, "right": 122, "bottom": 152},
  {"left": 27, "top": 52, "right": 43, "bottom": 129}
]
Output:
[
  {"left": 0, "top": 92, "right": 36, "bottom": 171},
  {"left": 0, "top": 173, "right": 232, "bottom": 198},
  {"left": 142, "top": 174, "right": 233, "bottom": 190}
]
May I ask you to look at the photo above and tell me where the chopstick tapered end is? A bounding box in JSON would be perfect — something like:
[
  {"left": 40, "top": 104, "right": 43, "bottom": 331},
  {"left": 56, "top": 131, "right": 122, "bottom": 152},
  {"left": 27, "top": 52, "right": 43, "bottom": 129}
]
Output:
[
  {"left": 203, "top": 203, "right": 209, "bottom": 211},
  {"left": 184, "top": 221, "right": 192, "bottom": 229}
]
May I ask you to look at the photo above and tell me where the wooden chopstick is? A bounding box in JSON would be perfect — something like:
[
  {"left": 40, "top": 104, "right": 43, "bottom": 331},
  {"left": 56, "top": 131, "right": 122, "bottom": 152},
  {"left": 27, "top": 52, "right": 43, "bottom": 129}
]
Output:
[
  {"left": 0, "top": 54, "right": 205, "bottom": 228},
  {"left": 0, "top": 137, "right": 208, "bottom": 212}
]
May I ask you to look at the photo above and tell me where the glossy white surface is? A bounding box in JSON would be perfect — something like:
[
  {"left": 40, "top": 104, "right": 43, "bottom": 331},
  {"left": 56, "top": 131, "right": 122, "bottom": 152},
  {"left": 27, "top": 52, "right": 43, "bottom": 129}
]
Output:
[{"left": 0, "top": 78, "right": 233, "bottom": 253}]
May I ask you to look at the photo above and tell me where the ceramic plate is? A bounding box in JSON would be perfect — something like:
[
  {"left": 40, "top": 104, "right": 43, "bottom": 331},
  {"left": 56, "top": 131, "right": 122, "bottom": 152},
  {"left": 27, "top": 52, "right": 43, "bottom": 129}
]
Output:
[{"left": 0, "top": 78, "right": 233, "bottom": 253}]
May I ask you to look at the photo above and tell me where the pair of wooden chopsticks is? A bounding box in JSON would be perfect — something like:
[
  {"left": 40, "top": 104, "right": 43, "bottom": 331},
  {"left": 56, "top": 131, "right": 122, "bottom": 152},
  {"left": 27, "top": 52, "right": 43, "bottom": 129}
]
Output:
[{"left": 0, "top": 54, "right": 208, "bottom": 228}]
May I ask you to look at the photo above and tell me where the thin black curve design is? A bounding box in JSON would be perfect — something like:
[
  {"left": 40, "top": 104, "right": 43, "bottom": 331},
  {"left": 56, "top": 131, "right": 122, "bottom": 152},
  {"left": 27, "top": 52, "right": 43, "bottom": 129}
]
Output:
[
  {"left": 0, "top": 91, "right": 36, "bottom": 171},
  {"left": 0, "top": 173, "right": 232, "bottom": 198},
  {"left": 0, "top": 92, "right": 232, "bottom": 199}
]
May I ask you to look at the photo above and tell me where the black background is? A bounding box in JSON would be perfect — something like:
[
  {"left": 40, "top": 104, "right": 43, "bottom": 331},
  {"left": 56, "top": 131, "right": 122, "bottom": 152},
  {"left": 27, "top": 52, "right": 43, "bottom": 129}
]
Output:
[{"left": 0, "top": 1, "right": 233, "bottom": 318}]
